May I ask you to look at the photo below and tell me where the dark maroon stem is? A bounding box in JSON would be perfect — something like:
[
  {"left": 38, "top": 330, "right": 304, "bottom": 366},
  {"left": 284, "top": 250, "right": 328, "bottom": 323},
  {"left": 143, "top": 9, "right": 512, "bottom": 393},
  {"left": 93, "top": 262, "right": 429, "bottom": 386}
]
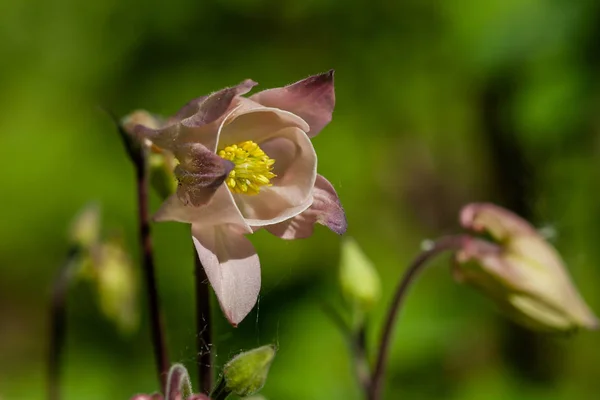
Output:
[
  {"left": 115, "top": 117, "right": 170, "bottom": 392},
  {"left": 194, "top": 255, "right": 213, "bottom": 393},
  {"left": 48, "top": 247, "right": 79, "bottom": 400},
  {"left": 368, "top": 235, "right": 470, "bottom": 400},
  {"left": 136, "top": 158, "right": 170, "bottom": 392}
]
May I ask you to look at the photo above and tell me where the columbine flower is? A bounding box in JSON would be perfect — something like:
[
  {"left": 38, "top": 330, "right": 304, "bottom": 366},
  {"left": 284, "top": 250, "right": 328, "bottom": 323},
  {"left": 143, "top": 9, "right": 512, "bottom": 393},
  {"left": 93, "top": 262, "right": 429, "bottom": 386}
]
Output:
[
  {"left": 135, "top": 72, "right": 347, "bottom": 325},
  {"left": 454, "top": 203, "right": 598, "bottom": 332}
]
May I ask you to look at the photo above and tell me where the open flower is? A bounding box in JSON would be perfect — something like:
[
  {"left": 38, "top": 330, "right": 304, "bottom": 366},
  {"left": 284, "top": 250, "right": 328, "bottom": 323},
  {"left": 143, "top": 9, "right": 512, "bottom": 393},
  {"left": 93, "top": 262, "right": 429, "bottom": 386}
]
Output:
[
  {"left": 454, "top": 203, "right": 598, "bottom": 332},
  {"left": 136, "top": 72, "right": 347, "bottom": 325}
]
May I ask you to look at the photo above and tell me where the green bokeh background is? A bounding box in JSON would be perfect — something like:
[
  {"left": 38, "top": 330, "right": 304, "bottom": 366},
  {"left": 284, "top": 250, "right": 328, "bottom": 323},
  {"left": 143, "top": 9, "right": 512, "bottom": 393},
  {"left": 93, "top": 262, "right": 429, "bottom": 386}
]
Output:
[{"left": 2, "top": 0, "right": 600, "bottom": 399}]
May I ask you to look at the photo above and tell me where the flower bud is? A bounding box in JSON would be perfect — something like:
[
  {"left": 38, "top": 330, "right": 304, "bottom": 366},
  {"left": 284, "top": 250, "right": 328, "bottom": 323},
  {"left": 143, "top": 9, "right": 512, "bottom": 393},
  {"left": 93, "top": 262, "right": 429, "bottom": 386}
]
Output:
[
  {"left": 68, "top": 203, "right": 101, "bottom": 250},
  {"left": 339, "top": 237, "right": 381, "bottom": 312},
  {"left": 223, "top": 345, "right": 276, "bottom": 396},
  {"left": 130, "top": 394, "right": 163, "bottom": 400},
  {"left": 454, "top": 203, "right": 598, "bottom": 332},
  {"left": 94, "top": 237, "right": 139, "bottom": 334},
  {"left": 166, "top": 364, "right": 193, "bottom": 400},
  {"left": 122, "top": 110, "right": 177, "bottom": 199}
]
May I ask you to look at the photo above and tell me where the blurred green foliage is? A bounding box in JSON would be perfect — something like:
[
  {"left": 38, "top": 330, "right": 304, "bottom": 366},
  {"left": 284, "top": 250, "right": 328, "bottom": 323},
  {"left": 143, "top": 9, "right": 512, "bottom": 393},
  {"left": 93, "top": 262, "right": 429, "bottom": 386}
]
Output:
[{"left": 1, "top": 0, "right": 600, "bottom": 399}]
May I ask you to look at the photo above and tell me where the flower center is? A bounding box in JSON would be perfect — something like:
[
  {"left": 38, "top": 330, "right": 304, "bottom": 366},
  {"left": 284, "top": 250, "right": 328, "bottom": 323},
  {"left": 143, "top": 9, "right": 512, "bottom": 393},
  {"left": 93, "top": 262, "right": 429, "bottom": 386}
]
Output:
[{"left": 217, "top": 141, "right": 276, "bottom": 195}]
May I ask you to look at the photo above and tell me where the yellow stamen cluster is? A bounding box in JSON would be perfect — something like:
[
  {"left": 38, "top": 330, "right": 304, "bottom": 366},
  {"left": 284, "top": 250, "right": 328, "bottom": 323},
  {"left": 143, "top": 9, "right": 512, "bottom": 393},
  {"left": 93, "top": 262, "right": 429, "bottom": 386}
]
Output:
[{"left": 218, "top": 141, "right": 276, "bottom": 195}]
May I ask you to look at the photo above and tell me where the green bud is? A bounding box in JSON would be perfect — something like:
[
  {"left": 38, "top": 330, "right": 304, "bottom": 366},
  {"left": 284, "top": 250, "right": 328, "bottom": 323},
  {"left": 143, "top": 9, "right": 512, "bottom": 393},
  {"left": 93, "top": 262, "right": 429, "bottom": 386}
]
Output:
[
  {"left": 94, "top": 237, "right": 139, "bottom": 334},
  {"left": 69, "top": 203, "right": 101, "bottom": 250},
  {"left": 339, "top": 237, "right": 381, "bottom": 312},
  {"left": 149, "top": 151, "right": 178, "bottom": 200},
  {"left": 223, "top": 345, "right": 276, "bottom": 396}
]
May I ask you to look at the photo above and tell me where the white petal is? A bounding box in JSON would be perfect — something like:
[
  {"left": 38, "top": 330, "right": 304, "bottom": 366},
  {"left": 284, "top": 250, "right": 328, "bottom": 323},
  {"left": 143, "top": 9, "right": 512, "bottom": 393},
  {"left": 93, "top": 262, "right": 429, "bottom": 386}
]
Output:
[
  {"left": 217, "top": 102, "right": 310, "bottom": 149},
  {"left": 233, "top": 127, "right": 317, "bottom": 226},
  {"left": 192, "top": 225, "right": 261, "bottom": 326},
  {"left": 266, "top": 174, "right": 347, "bottom": 239},
  {"left": 154, "top": 186, "right": 251, "bottom": 233}
]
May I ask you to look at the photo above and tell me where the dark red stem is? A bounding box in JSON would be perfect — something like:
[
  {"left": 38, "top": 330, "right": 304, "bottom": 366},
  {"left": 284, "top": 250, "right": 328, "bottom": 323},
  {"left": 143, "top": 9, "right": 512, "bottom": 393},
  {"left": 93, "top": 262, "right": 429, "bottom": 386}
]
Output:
[
  {"left": 368, "top": 235, "right": 470, "bottom": 400},
  {"left": 135, "top": 155, "right": 170, "bottom": 392},
  {"left": 48, "top": 247, "right": 79, "bottom": 400}
]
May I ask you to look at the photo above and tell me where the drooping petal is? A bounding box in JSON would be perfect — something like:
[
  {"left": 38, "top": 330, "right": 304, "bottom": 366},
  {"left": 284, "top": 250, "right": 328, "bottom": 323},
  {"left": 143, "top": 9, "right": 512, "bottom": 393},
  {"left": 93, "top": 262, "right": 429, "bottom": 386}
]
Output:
[
  {"left": 136, "top": 80, "right": 257, "bottom": 152},
  {"left": 233, "top": 127, "right": 317, "bottom": 226},
  {"left": 173, "top": 142, "right": 233, "bottom": 206},
  {"left": 266, "top": 175, "right": 347, "bottom": 239},
  {"left": 192, "top": 225, "right": 261, "bottom": 326},
  {"left": 155, "top": 186, "right": 251, "bottom": 234},
  {"left": 250, "top": 71, "right": 335, "bottom": 137}
]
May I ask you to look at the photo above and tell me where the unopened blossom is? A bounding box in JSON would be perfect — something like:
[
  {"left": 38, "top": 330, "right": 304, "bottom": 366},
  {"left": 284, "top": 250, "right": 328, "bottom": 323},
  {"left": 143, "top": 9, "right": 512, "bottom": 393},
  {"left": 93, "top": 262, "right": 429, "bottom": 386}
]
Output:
[
  {"left": 122, "top": 110, "right": 178, "bottom": 199},
  {"left": 129, "top": 394, "right": 209, "bottom": 400},
  {"left": 136, "top": 72, "right": 347, "bottom": 325},
  {"left": 223, "top": 345, "right": 276, "bottom": 396},
  {"left": 454, "top": 203, "right": 598, "bottom": 332}
]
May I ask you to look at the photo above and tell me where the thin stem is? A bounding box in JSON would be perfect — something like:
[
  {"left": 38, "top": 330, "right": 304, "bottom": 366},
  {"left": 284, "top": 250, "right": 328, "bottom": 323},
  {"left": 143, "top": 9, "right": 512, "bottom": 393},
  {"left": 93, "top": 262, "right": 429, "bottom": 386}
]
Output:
[
  {"left": 209, "top": 377, "right": 229, "bottom": 400},
  {"left": 136, "top": 154, "right": 170, "bottom": 392},
  {"left": 48, "top": 247, "right": 79, "bottom": 400},
  {"left": 321, "top": 303, "right": 370, "bottom": 392},
  {"left": 194, "top": 254, "right": 213, "bottom": 393},
  {"left": 368, "top": 235, "right": 470, "bottom": 400},
  {"left": 115, "top": 118, "right": 170, "bottom": 392},
  {"left": 354, "top": 325, "right": 371, "bottom": 394}
]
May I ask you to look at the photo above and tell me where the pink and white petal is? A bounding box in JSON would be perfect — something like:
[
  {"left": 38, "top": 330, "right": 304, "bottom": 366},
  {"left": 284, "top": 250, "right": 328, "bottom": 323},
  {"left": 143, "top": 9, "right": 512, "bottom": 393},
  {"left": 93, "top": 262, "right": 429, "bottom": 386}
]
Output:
[
  {"left": 155, "top": 186, "right": 251, "bottom": 234},
  {"left": 237, "top": 191, "right": 313, "bottom": 227},
  {"left": 233, "top": 127, "right": 317, "bottom": 225},
  {"left": 192, "top": 225, "right": 261, "bottom": 326},
  {"left": 249, "top": 71, "right": 335, "bottom": 137},
  {"left": 266, "top": 174, "right": 347, "bottom": 239},
  {"left": 172, "top": 142, "right": 234, "bottom": 206},
  {"left": 310, "top": 174, "right": 347, "bottom": 234},
  {"left": 263, "top": 200, "right": 317, "bottom": 239},
  {"left": 217, "top": 106, "right": 309, "bottom": 149}
]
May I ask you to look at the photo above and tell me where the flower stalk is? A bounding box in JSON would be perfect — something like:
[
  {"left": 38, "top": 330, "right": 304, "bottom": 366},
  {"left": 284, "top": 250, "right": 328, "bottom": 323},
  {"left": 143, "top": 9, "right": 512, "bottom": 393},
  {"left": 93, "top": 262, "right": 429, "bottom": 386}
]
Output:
[
  {"left": 321, "top": 302, "right": 370, "bottom": 392},
  {"left": 48, "top": 245, "right": 79, "bottom": 400},
  {"left": 116, "top": 118, "right": 170, "bottom": 392},
  {"left": 369, "top": 235, "right": 470, "bottom": 400}
]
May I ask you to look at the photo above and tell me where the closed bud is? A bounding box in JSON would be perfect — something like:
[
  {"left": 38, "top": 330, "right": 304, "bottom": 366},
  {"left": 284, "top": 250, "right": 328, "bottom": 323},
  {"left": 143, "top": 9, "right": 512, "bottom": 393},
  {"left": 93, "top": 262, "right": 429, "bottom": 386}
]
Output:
[
  {"left": 130, "top": 394, "right": 163, "bottom": 400},
  {"left": 454, "top": 203, "right": 598, "bottom": 332},
  {"left": 339, "top": 237, "right": 381, "bottom": 312},
  {"left": 166, "top": 364, "right": 193, "bottom": 400},
  {"left": 69, "top": 203, "right": 101, "bottom": 250},
  {"left": 223, "top": 345, "right": 276, "bottom": 396},
  {"left": 94, "top": 237, "right": 139, "bottom": 334},
  {"left": 122, "top": 110, "right": 177, "bottom": 199}
]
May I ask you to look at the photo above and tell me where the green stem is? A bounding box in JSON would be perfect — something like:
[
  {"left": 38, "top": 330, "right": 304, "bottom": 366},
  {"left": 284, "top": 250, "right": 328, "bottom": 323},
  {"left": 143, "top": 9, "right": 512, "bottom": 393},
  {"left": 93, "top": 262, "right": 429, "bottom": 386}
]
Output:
[{"left": 210, "top": 377, "right": 230, "bottom": 400}]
